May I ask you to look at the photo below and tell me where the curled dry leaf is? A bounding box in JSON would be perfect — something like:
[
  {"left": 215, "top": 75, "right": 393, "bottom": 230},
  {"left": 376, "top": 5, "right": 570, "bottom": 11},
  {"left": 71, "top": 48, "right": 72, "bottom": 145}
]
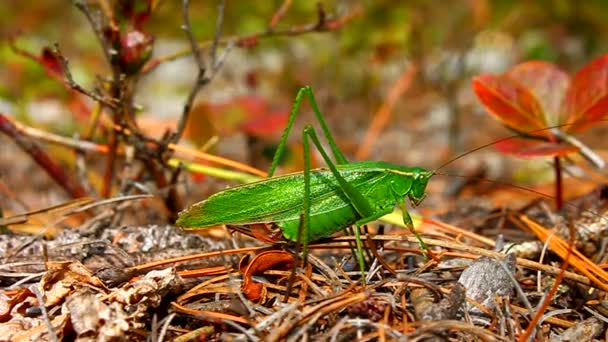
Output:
[
  {"left": 41, "top": 261, "right": 107, "bottom": 307},
  {"left": 113, "top": 268, "right": 183, "bottom": 308},
  {"left": 0, "top": 288, "right": 33, "bottom": 323},
  {"left": 6, "top": 313, "right": 70, "bottom": 342},
  {"left": 411, "top": 282, "right": 466, "bottom": 321},
  {"left": 240, "top": 250, "right": 295, "bottom": 302}
]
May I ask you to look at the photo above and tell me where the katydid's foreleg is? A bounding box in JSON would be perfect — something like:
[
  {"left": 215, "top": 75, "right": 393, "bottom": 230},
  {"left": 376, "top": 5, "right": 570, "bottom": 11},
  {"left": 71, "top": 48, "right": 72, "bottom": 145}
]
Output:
[
  {"left": 400, "top": 203, "right": 431, "bottom": 255},
  {"left": 269, "top": 86, "right": 349, "bottom": 177}
]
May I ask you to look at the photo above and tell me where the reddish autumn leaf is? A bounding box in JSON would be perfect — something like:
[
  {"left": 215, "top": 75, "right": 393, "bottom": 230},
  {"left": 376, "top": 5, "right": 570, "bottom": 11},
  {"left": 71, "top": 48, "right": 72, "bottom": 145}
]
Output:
[
  {"left": 236, "top": 96, "right": 288, "bottom": 137},
  {"left": 506, "top": 61, "right": 570, "bottom": 127},
  {"left": 240, "top": 110, "right": 289, "bottom": 137},
  {"left": 494, "top": 137, "right": 579, "bottom": 158},
  {"left": 473, "top": 53, "right": 608, "bottom": 158},
  {"left": 472, "top": 74, "right": 547, "bottom": 137},
  {"left": 40, "top": 48, "right": 63, "bottom": 76},
  {"left": 238, "top": 95, "right": 268, "bottom": 117},
  {"left": 186, "top": 95, "right": 287, "bottom": 142},
  {"left": 564, "top": 54, "right": 608, "bottom": 132},
  {"left": 190, "top": 173, "right": 207, "bottom": 183}
]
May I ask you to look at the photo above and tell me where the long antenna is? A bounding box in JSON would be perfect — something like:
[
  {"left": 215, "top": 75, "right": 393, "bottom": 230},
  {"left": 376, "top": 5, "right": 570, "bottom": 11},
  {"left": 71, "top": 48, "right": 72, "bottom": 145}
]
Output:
[{"left": 432, "top": 120, "right": 608, "bottom": 173}]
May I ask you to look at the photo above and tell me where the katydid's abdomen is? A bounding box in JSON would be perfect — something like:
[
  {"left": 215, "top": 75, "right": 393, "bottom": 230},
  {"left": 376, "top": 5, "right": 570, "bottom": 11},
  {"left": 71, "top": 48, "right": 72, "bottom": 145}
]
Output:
[{"left": 176, "top": 161, "right": 429, "bottom": 243}]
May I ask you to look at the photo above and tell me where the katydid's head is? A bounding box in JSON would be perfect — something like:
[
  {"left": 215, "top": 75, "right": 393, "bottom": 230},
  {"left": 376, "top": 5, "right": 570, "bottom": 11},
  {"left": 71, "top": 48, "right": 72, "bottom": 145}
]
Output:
[{"left": 409, "top": 170, "right": 433, "bottom": 207}]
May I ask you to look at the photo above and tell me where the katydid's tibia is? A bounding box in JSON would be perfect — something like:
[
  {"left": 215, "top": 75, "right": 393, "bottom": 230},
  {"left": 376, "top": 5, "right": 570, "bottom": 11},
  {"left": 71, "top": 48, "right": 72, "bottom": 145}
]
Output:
[{"left": 176, "top": 86, "right": 434, "bottom": 279}]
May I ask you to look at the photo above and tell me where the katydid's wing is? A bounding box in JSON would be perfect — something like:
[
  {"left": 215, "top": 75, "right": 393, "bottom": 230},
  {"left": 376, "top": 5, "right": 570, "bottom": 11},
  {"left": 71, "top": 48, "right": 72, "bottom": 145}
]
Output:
[{"left": 176, "top": 166, "right": 387, "bottom": 228}]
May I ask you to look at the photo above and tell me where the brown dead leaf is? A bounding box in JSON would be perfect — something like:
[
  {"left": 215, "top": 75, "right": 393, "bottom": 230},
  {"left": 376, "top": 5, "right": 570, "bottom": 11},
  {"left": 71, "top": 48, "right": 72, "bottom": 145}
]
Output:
[
  {"left": 0, "top": 288, "right": 33, "bottom": 322},
  {"left": 240, "top": 250, "right": 295, "bottom": 302},
  {"left": 8, "top": 313, "right": 69, "bottom": 342},
  {"left": 41, "top": 261, "right": 106, "bottom": 306},
  {"left": 112, "top": 268, "right": 183, "bottom": 307},
  {"left": 66, "top": 288, "right": 132, "bottom": 340}
]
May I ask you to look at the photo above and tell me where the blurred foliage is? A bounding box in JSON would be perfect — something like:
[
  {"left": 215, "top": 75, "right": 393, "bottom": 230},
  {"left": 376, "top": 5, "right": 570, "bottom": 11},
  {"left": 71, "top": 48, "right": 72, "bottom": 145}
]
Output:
[
  {"left": 3, "top": 0, "right": 608, "bottom": 154},
  {"left": 4, "top": 0, "right": 608, "bottom": 96}
]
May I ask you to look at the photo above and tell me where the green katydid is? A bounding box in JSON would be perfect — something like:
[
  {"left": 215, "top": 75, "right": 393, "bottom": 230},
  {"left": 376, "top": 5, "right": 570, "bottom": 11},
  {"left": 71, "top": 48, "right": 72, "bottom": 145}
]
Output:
[{"left": 176, "top": 86, "right": 434, "bottom": 277}]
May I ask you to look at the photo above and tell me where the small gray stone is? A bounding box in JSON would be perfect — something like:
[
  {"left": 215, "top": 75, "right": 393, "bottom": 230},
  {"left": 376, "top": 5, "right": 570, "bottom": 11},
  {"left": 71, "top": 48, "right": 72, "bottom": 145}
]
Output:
[{"left": 458, "top": 253, "right": 516, "bottom": 313}]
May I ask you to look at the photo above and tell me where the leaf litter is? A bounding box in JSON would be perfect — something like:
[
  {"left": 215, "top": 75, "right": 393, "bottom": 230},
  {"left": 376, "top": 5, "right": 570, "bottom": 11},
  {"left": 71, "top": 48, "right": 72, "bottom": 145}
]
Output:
[{"left": 0, "top": 179, "right": 607, "bottom": 341}]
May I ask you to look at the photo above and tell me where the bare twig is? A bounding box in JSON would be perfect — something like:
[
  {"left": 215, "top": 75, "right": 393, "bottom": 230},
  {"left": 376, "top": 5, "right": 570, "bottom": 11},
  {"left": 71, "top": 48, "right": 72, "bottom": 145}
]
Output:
[
  {"left": 9, "top": 35, "right": 116, "bottom": 109},
  {"left": 169, "top": 0, "right": 227, "bottom": 145},
  {"left": 30, "top": 284, "right": 59, "bottom": 342},
  {"left": 51, "top": 44, "right": 119, "bottom": 109},
  {"left": 141, "top": 4, "right": 362, "bottom": 74},
  {"left": 208, "top": 0, "right": 226, "bottom": 70},
  {"left": 157, "top": 312, "right": 176, "bottom": 342},
  {"left": 269, "top": 0, "right": 293, "bottom": 29},
  {"left": 73, "top": 0, "right": 113, "bottom": 63}
]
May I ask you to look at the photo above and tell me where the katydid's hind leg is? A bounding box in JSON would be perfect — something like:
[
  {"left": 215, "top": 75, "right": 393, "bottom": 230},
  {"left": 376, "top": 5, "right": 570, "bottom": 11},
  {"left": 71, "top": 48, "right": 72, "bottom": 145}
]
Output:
[
  {"left": 353, "top": 208, "right": 394, "bottom": 281},
  {"left": 302, "top": 125, "right": 379, "bottom": 281},
  {"left": 400, "top": 203, "right": 431, "bottom": 257},
  {"left": 269, "top": 86, "right": 348, "bottom": 178},
  {"left": 283, "top": 213, "right": 305, "bottom": 303},
  {"left": 303, "top": 126, "right": 375, "bottom": 217}
]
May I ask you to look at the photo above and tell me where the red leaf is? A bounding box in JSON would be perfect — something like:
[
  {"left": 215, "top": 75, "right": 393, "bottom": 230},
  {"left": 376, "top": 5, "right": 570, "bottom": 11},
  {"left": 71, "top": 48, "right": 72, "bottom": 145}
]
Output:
[
  {"left": 40, "top": 48, "right": 63, "bottom": 76},
  {"left": 472, "top": 74, "right": 548, "bottom": 137},
  {"left": 506, "top": 61, "right": 569, "bottom": 127},
  {"left": 240, "top": 110, "right": 289, "bottom": 137},
  {"left": 564, "top": 53, "right": 608, "bottom": 132},
  {"left": 494, "top": 137, "right": 579, "bottom": 158},
  {"left": 238, "top": 95, "right": 268, "bottom": 117}
]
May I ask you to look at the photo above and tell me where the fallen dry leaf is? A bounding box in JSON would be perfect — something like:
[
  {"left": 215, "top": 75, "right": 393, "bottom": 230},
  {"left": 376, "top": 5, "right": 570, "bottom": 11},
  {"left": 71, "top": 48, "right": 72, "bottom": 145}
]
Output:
[
  {"left": 41, "top": 261, "right": 106, "bottom": 306},
  {"left": 240, "top": 250, "right": 295, "bottom": 302}
]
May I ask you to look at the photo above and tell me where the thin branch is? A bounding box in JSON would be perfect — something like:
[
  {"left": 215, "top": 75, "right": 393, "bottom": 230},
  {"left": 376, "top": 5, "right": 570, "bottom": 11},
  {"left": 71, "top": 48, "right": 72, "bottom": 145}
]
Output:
[
  {"left": 51, "top": 44, "right": 119, "bottom": 109},
  {"left": 30, "top": 284, "right": 59, "bottom": 342},
  {"left": 269, "top": 0, "right": 293, "bottom": 29},
  {"left": 73, "top": 0, "right": 113, "bottom": 64},
  {"left": 208, "top": 0, "right": 226, "bottom": 71},
  {"left": 141, "top": 4, "right": 362, "bottom": 74},
  {"left": 183, "top": 0, "right": 206, "bottom": 72},
  {"left": 169, "top": 0, "right": 227, "bottom": 145}
]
